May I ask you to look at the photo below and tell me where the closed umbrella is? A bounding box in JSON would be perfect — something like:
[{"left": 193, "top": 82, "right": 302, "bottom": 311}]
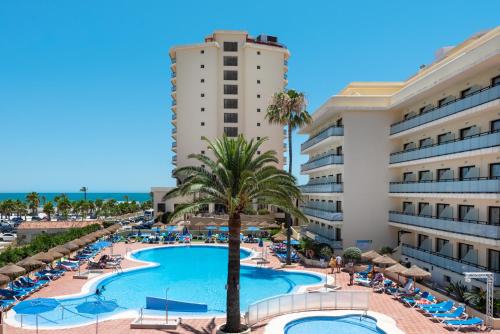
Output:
[
  {"left": 362, "top": 250, "right": 381, "bottom": 261},
  {"left": 14, "top": 298, "right": 60, "bottom": 334},
  {"left": 0, "top": 264, "right": 26, "bottom": 278},
  {"left": 76, "top": 300, "right": 119, "bottom": 334},
  {"left": 16, "top": 258, "right": 45, "bottom": 271},
  {"left": 50, "top": 245, "right": 71, "bottom": 255},
  {"left": 372, "top": 255, "right": 397, "bottom": 266},
  {"left": 401, "top": 265, "right": 431, "bottom": 280}
]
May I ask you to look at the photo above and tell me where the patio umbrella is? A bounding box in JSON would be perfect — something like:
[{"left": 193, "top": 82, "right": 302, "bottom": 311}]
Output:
[
  {"left": 219, "top": 226, "right": 229, "bottom": 232},
  {"left": 247, "top": 226, "right": 260, "bottom": 232},
  {"left": 372, "top": 255, "right": 397, "bottom": 266},
  {"left": 63, "top": 242, "right": 80, "bottom": 251},
  {"left": 0, "top": 264, "right": 26, "bottom": 278},
  {"left": 361, "top": 250, "right": 381, "bottom": 261},
  {"left": 50, "top": 245, "right": 71, "bottom": 255},
  {"left": 72, "top": 239, "right": 87, "bottom": 247},
  {"left": 46, "top": 251, "right": 64, "bottom": 260},
  {"left": 385, "top": 263, "right": 407, "bottom": 282},
  {"left": 205, "top": 225, "right": 217, "bottom": 230},
  {"left": 401, "top": 265, "right": 431, "bottom": 280},
  {"left": 32, "top": 252, "right": 55, "bottom": 264},
  {"left": 76, "top": 300, "right": 119, "bottom": 334},
  {"left": 13, "top": 298, "right": 60, "bottom": 334},
  {"left": 16, "top": 258, "right": 45, "bottom": 271},
  {"left": 272, "top": 232, "right": 287, "bottom": 242},
  {"left": 0, "top": 274, "right": 10, "bottom": 286},
  {"left": 283, "top": 239, "right": 300, "bottom": 246}
]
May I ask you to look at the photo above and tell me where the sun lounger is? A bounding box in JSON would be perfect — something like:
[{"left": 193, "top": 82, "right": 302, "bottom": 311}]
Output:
[
  {"left": 431, "top": 307, "right": 466, "bottom": 322},
  {"left": 420, "top": 300, "right": 454, "bottom": 313},
  {"left": 443, "top": 317, "right": 482, "bottom": 331}
]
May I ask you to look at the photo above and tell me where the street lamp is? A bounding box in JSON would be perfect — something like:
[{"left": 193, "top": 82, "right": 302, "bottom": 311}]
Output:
[{"left": 464, "top": 272, "right": 494, "bottom": 328}]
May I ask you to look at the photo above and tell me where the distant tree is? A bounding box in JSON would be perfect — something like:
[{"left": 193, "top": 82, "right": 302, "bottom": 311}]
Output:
[
  {"left": 343, "top": 247, "right": 362, "bottom": 262},
  {"left": 26, "top": 192, "right": 40, "bottom": 216},
  {"left": 54, "top": 194, "right": 72, "bottom": 219},
  {"left": 43, "top": 201, "right": 55, "bottom": 221}
]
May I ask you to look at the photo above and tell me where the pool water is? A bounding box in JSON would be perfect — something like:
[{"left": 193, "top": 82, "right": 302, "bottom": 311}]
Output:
[
  {"left": 12, "top": 245, "right": 322, "bottom": 328},
  {"left": 285, "top": 315, "right": 386, "bottom": 334}
]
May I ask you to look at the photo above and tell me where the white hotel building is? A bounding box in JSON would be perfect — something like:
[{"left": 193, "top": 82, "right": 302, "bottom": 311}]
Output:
[
  {"left": 152, "top": 31, "right": 289, "bottom": 213},
  {"left": 299, "top": 28, "right": 500, "bottom": 290}
]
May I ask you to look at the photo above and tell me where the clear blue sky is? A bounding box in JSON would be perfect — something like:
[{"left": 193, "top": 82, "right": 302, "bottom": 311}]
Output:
[{"left": 1, "top": 0, "right": 499, "bottom": 192}]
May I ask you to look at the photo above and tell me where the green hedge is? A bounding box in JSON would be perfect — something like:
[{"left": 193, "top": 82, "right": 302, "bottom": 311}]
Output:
[{"left": 0, "top": 224, "right": 101, "bottom": 267}]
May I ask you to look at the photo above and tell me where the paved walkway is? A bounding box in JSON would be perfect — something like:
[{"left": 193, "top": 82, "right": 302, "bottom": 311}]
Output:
[{"left": 3, "top": 241, "right": 496, "bottom": 333}]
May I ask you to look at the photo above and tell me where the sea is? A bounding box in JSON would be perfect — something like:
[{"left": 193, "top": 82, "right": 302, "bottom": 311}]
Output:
[{"left": 0, "top": 193, "right": 150, "bottom": 202}]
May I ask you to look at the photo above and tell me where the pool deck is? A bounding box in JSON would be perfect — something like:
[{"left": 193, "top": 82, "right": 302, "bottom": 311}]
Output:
[{"left": 4, "top": 241, "right": 498, "bottom": 334}]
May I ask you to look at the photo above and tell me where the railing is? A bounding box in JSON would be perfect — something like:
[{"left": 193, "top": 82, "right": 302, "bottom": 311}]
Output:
[
  {"left": 171, "top": 71, "right": 176, "bottom": 78},
  {"left": 390, "top": 130, "right": 500, "bottom": 164},
  {"left": 171, "top": 86, "right": 177, "bottom": 92},
  {"left": 172, "top": 128, "right": 177, "bottom": 134},
  {"left": 172, "top": 142, "right": 177, "bottom": 148},
  {"left": 303, "top": 201, "right": 337, "bottom": 211},
  {"left": 171, "top": 57, "right": 176, "bottom": 64},
  {"left": 389, "top": 178, "right": 500, "bottom": 193},
  {"left": 245, "top": 291, "right": 370, "bottom": 326},
  {"left": 301, "top": 207, "right": 343, "bottom": 222},
  {"left": 172, "top": 100, "right": 177, "bottom": 106},
  {"left": 301, "top": 154, "right": 343, "bottom": 172},
  {"left": 390, "top": 84, "right": 500, "bottom": 135},
  {"left": 172, "top": 114, "right": 177, "bottom": 120},
  {"left": 301, "top": 126, "right": 344, "bottom": 151},
  {"left": 284, "top": 73, "right": 288, "bottom": 80},
  {"left": 299, "top": 182, "right": 343, "bottom": 193},
  {"left": 401, "top": 244, "right": 500, "bottom": 286},
  {"left": 172, "top": 155, "right": 177, "bottom": 161},
  {"left": 389, "top": 211, "right": 500, "bottom": 239}
]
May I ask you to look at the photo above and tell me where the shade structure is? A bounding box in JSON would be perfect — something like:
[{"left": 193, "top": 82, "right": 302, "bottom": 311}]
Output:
[
  {"left": 0, "top": 274, "right": 10, "bottom": 285},
  {"left": 32, "top": 252, "right": 56, "bottom": 263},
  {"left": 14, "top": 298, "right": 60, "bottom": 334},
  {"left": 219, "top": 226, "right": 229, "bottom": 232},
  {"left": 72, "top": 239, "right": 87, "bottom": 247},
  {"left": 63, "top": 242, "right": 80, "bottom": 251},
  {"left": 361, "top": 250, "right": 381, "bottom": 261},
  {"left": 46, "top": 251, "right": 64, "bottom": 260},
  {"left": 401, "top": 265, "right": 431, "bottom": 279},
  {"left": 372, "top": 255, "right": 397, "bottom": 266},
  {"left": 385, "top": 263, "right": 407, "bottom": 275},
  {"left": 76, "top": 300, "right": 119, "bottom": 334},
  {"left": 50, "top": 245, "right": 71, "bottom": 255},
  {"left": 80, "top": 237, "right": 94, "bottom": 244},
  {"left": 0, "top": 264, "right": 26, "bottom": 278},
  {"left": 16, "top": 258, "right": 45, "bottom": 271},
  {"left": 272, "top": 232, "right": 287, "bottom": 242}
]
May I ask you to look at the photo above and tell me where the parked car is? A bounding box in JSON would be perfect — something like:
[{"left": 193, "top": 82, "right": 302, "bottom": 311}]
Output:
[
  {"left": 11, "top": 217, "right": 23, "bottom": 223},
  {"left": 31, "top": 216, "right": 42, "bottom": 221},
  {"left": 0, "top": 232, "right": 16, "bottom": 241},
  {"left": 0, "top": 223, "right": 13, "bottom": 233}
]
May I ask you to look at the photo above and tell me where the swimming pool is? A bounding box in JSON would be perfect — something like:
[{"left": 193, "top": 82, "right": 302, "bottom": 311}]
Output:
[
  {"left": 285, "top": 315, "right": 385, "bottom": 334},
  {"left": 9, "top": 245, "right": 323, "bottom": 328}
]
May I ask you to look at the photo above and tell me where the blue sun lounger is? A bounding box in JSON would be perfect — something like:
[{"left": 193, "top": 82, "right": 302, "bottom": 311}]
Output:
[
  {"left": 419, "top": 300, "right": 454, "bottom": 313},
  {"left": 444, "top": 317, "right": 482, "bottom": 331},
  {"left": 431, "top": 306, "right": 465, "bottom": 322}
]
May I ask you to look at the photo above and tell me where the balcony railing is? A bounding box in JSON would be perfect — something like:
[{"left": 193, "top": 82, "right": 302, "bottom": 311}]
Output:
[
  {"left": 301, "top": 154, "right": 343, "bottom": 172},
  {"left": 389, "top": 178, "right": 500, "bottom": 193},
  {"left": 172, "top": 114, "right": 177, "bottom": 120},
  {"left": 401, "top": 244, "right": 500, "bottom": 286},
  {"left": 390, "top": 84, "right": 500, "bottom": 135},
  {"left": 390, "top": 130, "right": 500, "bottom": 164},
  {"left": 300, "top": 206, "right": 343, "bottom": 222},
  {"left": 172, "top": 142, "right": 177, "bottom": 148},
  {"left": 284, "top": 73, "right": 288, "bottom": 80},
  {"left": 171, "top": 86, "right": 177, "bottom": 92},
  {"left": 172, "top": 155, "right": 177, "bottom": 162},
  {"left": 171, "top": 72, "right": 176, "bottom": 78},
  {"left": 299, "top": 182, "right": 343, "bottom": 193},
  {"left": 301, "top": 227, "right": 343, "bottom": 249},
  {"left": 172, "top": 128, "right": 177, "bottom": 134},
  {"left": 172, "top": 100, "right": 177, "bottom": 106},
  {"left": 171, "top": 57, "right": 176, "bottom": 64},
  {"left": 301, "top": 126, "right": 344, "bottom": 151},
  {"left": 389, "top": 211, "right": 500, "bottom": 239}
]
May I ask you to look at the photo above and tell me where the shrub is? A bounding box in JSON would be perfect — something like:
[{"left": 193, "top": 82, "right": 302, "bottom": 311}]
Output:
[
  {"left": 446, "top": 281, "right": 468, "bottom": 302},
  {"left": 257, "top": 208, "right": 270, "bottom": 215},
  {"left": 300, "top": 237, "right": 314, "bottom": 251},
  {"left": 343, "top": 247, "right": 362, "bottom": 262},
  {"left": 379, "top": 246, "right": 394, "bottom": 255},
  {"left": 319, "top": 246, "right": 333, "bottom": 260},
  {"left": 243, "top": 207, "right": 257, "bottom": 215}
]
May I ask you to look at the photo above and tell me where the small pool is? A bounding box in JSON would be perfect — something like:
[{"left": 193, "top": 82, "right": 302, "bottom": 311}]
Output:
[
  {"left": 9, "top": 245, "right": 323, "bottom": 328},
  {"left": 285, "top": 315, "right": 386, "bottom": 334}
]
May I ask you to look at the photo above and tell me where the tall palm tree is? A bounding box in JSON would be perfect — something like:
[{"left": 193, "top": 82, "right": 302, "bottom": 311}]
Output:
[
  {"left": 80, "top": 186, "right": 88, "bottom": 200},
  {"left": 266, "top": 89, "right": 311, "bottom": 265},
  {"left": 164, "top": 136, "right": 305, "bottom": 333},
  {"left": 26, "top": 192, "right": 40, "bottom": 216},
  {"left": 54, "top": 194, "right": 71, "bottom": 220},
  {"left": 43, "top": 201, "right": 55, "bottom": 221},
  {"left": 94, "top": 199, "right": 104, "bottom": 218}
]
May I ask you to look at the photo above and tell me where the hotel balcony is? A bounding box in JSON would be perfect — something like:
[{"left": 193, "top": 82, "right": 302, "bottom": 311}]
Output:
[
  {"left": 301, "top": 154, "right": 343, "bottom": 173},
  {"left": 172, "top": 100, "right": 177, "bottom": 106},
  {"left": 389, "top": 178, "right": 500, "bottom": 194},
  {"left": 301, "top": 126, "right": 344, "bottom": 153},
  {"left": 389, "top": 211, "right": 500, "bottom": 240},
  {"left": 171, "top": 85, "right": 177, "bottom": 92},
  {"left": 401, "top": 244, "right": 500, "bottom": 286},
  {"left": 172, "top": 142, "right": 177, "bottom": 152},
  {"left": 299, "top": 182, "right": 343, "bottom": 194},
  {"left": 389, "top": 130, "right": 500, "bottom": 164},
  {"left": 171, "top": 57, "right": 176, "bottom": 64},
  {"left": 301, "top": 226, "right": 343, "bottom": 249},
  {"left": 300, "top": 206, "right": 343, "bottom": 222},
  {"left": 390, "top": 84, "right": 500, "bottom": 135},
  {"left": 172, "top": 113, "right": 177, "bottom": 122},
  {"left": 172, "top": 155, "right": 177, "bottom": 165}
]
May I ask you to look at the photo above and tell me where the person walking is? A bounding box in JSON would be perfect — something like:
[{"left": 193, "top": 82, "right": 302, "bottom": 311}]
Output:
[
  {"left": 335, "top": 254, "right": 343, "bottom": 273},
  {"left": 347, "top": 260, "right": 354, "bottom": 286},
  {"left": 329, "top": 256, "right": 337, "bottom": 274}
]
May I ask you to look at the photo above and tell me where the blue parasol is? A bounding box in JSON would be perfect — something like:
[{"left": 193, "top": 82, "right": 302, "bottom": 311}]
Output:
[
  {"left": 283, "top": 239, "right": 300, "bottom": 245},
  {"left": 247, "top": 226, "right": 261, "bottom": 232},
  {"left": 207, "top": 229, "right": 213, "bottom": 238},
  {"left": 76, "top": 300, "right": 119, "bottom": 334},
  {"left": 182, "top": 226, "right": 189, "bottom": 235},
  {"left": 14, "top": 298, "right": 60, "bottom": 334},
  {"left": 166, "top": 225, "right": 177, "bottom": 232},
  {"left": 219, "top": 226, "right": 229, "bottom": 232},
  {"left": 205, "top": 225, "right": 217, "bottom": 230}
]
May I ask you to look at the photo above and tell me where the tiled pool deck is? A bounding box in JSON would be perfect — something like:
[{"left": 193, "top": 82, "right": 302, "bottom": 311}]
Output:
[{"left": 4, "top": 241, "right": 497, "bottom": 333}]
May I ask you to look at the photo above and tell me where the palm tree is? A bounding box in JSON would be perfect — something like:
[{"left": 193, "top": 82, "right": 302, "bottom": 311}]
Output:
[
  {"left": 14, "top": 200, "right": 28, "bottom": 220},
  {"left": 26, "top": 192, "right": 40, "bottom": 216},
  {"left": 80, "top": 186, "right": 88, "bottom": 200},
  {"left": 94, "top": 199, "right": 104, "bottom": 218},
  {"left": 266, "top": 89, "right": 311, "bottom": 265},
  {"left": 164, "top": 136, "right": 305, "bottom": 333},
  {"left": 54, "top": 194, "right": 71, "bottom": 220},
  {"left": 43, "top": 201, "right": 55, "bottom": 221}
]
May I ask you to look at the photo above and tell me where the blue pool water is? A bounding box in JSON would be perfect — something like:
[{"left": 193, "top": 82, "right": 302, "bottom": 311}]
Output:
[
  {"left": 12, "top": 246, "right": 322, "bottom": 328},
  {"left": 285, "top": 315, "right": 385, "bottom": 334}
]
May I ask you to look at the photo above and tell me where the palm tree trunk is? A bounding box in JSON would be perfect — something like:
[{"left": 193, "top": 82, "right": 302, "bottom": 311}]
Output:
[
  {"left": 286, "top": 122, "right": 293, "bottom": 265},
  {"left": 225, "top": 212, "right": 242, "bottom": 332}
]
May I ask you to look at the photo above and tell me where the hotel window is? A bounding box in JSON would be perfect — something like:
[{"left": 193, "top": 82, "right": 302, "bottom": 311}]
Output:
[
  {"left": 417, "top": 234, "right": 428, "bottom": 248},
  {"left": 436, "top": 238, "right": 449, "bottom": 253},
  {"left": 419, "top": 137, "right": 432, "bottom": 148},
  {"left": 461, "top": 87, "right": 474, "bottom": 98},
  {"left": 437, "top": 132, "right": 453, "bottom": 144},
  {"left": 437, "top": 168, "right": 452, "bottom": 181},
  {"left": 201, "top": 150, "right": 205, "bottom": 154},
  {"left": 223, "top": 56, "right": 238, "bottom": 66},
  {"left": 224, "top": 85, "right": 238, "bottom": 95},
  {"left": 458, "top": 205, "right": 474, "bottom": 221},
  {"left": 257, "top": 80, "right": 261, "bottom": 84},
  {"left": 403, "top": 142, "right": 415, "bottom": 151},
  {"left": 336, "top": 118, "right": 343, "bottom": 126},
  {"left": 336, "top": 201, "right": 342, "bottom": 212},
  {"left": 223, "top": 70, "right": 238, "bottom": 80},
  {"left": 201, "top": 79, "right": 205, "bottom": 83},
  {"left": 257, "top": 51, "right": 261, "bottom": 55},
  {"left": 223, "top": 113, "right": 238, "bottom": 123},
  {"left": 201, "top": 93, "right": 205, "bottom": 97},
  {"left": 418, "top": 170, "right": 432, "bottom": 182},
  {"left": 257, "top": 65, "right": 261, "bottom": 69},
  {"left": 257, "top": 108, "right": 261, "bottom": 113},
  {"left": 460, "top": 126, "right": 478, "bottom": 139},
  {"left": 402, "top": 201, "right": 413, "bottom": 213},
  {"left": 488, "top": 249, "right": 500, "bottom": 271},
  {"left": 459, "top": 165, "right": 476, "bottom": 180},
  {"left": 458, "top": 243, "right": 473, "bottom": 260},
  {"left": 336, "top": 146, "right": 343, "bottom": 155},
  {"left": 201, "top": 107, "right": 205, "bottom": 112},
  {"left": 257, "top": 151, "right": 261, "bottom": 155},
  {"left": 490, "top": 163, "right": 500, "bottom": 178},
  {"left": 436, "top": 203, "right": 450, "bottom": 219},
  {"left": 418, "top": 202, "right": 430, "bottom": 216},
  {"left": 257, "top": 94, "right": 261, "bottom": 98},
  {"left": 200, "top": 64, "right": 205, "bottom": 68},
  {"left": 200, "top": 50, "right": 204, "bottom": 54},
  {"left": 335, "top": 228, "right": 342, "bottom": 241},
  {"left": 223, "top": 42, "right": 238, "bottom": 52},
  {"left": 492, "top": 75, "right": 500, "bottom": 87},
  {"left": 200, "top": 122, "right": 205, "bottom": 126},
  {"left": 224, "top": 127, "right": 238, "bottom": 137},
  {"left": 257, "top": 136, "right": 260, "bottom": 140},
  {"left": 336, "top": 173, "right": 342, "bottom": 183},
  {"left": 257, "top": 123, "right": 261, "bottom": 127},
  {"left": 403, "top": 172, "right": 414, "bottom": 182},
  {"left": 438, "top": 97, "right": 448, "bottom": 107},
  {"left": 489, "top": 207, "right": 500, "bottom": 225},
  {"left": 491, "top": 119, "right": 500, "bottom": 132},
  {"left": 224, "top": 99, "right": 238, "bottom": 109}
]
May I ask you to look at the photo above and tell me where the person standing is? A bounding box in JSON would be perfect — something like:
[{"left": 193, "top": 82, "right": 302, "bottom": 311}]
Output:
[
  {"left": 335, "top": 254, "right": 342, "bottom": 273},
  {"left": 347, "top": 260, "right": 354, "bottom": 286},
  {"left": 329, "top": 256, "right": 337, "bottom": 274}
]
